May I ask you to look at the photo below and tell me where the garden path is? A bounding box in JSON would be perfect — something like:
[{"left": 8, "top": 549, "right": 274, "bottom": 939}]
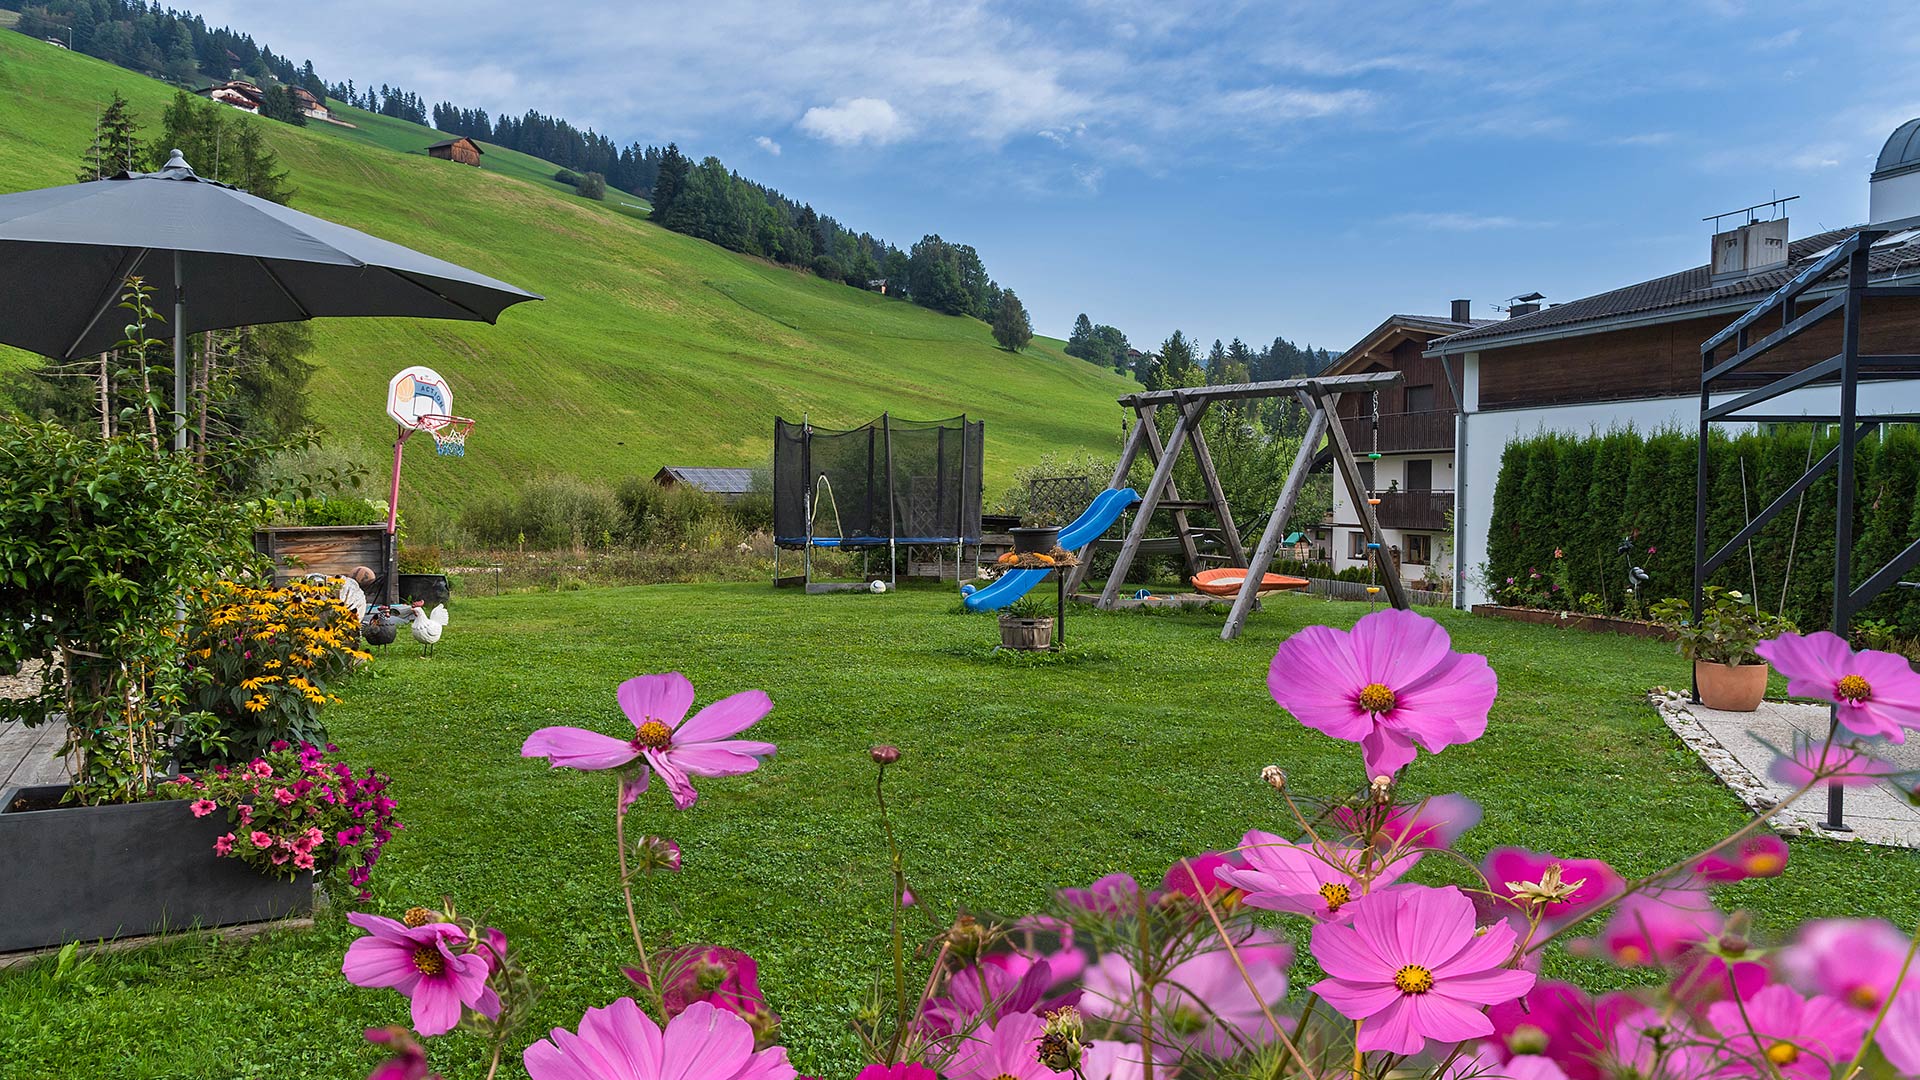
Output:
[
  {"left": 0, "top": 662, "right": 69, "bottom": 791},
  {"left": 1652, "top": 690, "right": 1920, "bottom": 846}
]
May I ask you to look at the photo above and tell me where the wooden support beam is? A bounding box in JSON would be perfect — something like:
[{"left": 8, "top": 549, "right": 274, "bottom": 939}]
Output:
[
  {"left": 1067, "top": 410, "right": 1150, "bottom": 595},
  {"left": 1118, "top": 370, "right": 1401, "bottom": 408},
  {"left": 1100, "top": 405, "right": 1195, "bottom": 608},
  {"left": 1139, "top": 402, "right": 1203, "bottom": 579},
  {"left": 1224, "top": 393, "right": 1326, "bottom": 640},
  {"left": 1311, "top": 381, "right": 1411, "bottom": 611},
  {"left": 1181, "top": 398, "right": 1247, "bottom": 568}
]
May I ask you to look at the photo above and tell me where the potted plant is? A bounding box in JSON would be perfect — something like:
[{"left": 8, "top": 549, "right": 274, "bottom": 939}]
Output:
[
  {"left": 397, "top": 543, "right": 452, "bottom": 609},
  {"left": 1650, "top": 587, "right": 1794, "bottom": 711},
  {"left": 997, "top": 595, "right": 1055, "bottom": 651},
  {"left": 1008, "top": 509, "right": 1063, "bottom": 556}
]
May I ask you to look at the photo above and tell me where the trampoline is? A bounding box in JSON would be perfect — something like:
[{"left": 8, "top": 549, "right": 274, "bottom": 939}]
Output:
[{"left": 773, "top": 414, "right": 984, "bottom": 590}]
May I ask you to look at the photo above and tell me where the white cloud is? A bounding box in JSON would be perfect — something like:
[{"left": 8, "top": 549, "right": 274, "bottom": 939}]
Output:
[
  {"left": 798, "top": 97, "right": 909, "bottom": 146},
  {"left": 754, "top": 135, "right": 782, "bottom": 156}
]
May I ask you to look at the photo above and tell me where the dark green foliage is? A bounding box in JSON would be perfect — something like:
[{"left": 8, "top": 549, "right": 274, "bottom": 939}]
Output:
[
  {"left": 14, "top": 0, "right": 323, "bottom": 97},
  {"left": 258, "top": 83, "right": 306, "bottom": 126},
  {"left": 991, "top": 289, "right": 1033, "bottom": 352},
  {"left": 77, "top": 90, "right": 141, "bottom": 179},
  {"left": 157, "top": 90, "right": 292, "bottom": 201},
  {"left": 1484, "top": 425, "right": 1920, "bottom": 631},
  {"left": 574, "top": 170, "right": 606, "bottom": 201}
]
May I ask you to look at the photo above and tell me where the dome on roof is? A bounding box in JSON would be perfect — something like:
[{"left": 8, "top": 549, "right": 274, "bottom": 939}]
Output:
[{"left": 1874, "top": 118, "right": 1920, "bottom": 179}]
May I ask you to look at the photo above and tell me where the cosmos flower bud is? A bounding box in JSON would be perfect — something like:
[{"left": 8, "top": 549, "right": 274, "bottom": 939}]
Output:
[
  {"left": 1370, "top": 775, "right": 1394, "bottom": 803},
  {"left": 1261, "top": 765, "right": 1286, "bottom": 790},
  {"left": 946, "top": 915, "right": 990, "bottom": 963},
  {"left": 870, "top": 745, "right": 901, "bottom": 766},
  {"left": 1503, "top": 862, "right": 1587, "bottom": 907},
  {"left": 1507, "top": 1023, "right": 1550, "bottom": 1056},
  {"left": 1036, "top": 1006, "right": 1086, "bottom": 1073},
  {"left": 636, "top": 834, "right": 683, "bottom": 873}
]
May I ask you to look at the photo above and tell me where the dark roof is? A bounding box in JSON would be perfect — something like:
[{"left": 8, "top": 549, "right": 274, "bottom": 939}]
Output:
[
  {"left": 1329, "top": 311, "right": 1495, "bottom": 374},
  {"left": 1431, "top": 225, "right": 1920, "bottom": 351},
  {"left": 654, "top": 466, "right": 754, "bottom": 494},
  {"left": 426, "top": 138, "right": 483, "bottom": 154}
]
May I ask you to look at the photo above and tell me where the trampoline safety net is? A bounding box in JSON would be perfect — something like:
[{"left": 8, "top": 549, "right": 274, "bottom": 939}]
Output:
[{"left": 774, "top": 415, "right": 983, "bottom": 547}]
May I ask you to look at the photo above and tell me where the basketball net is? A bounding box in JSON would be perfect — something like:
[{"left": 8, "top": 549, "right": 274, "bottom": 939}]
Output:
[{"left": 418, "top": 414, "right": 475, "bottom": 458}]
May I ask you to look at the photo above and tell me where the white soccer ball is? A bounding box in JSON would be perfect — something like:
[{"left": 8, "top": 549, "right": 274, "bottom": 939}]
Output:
[{"left": 869, "top": 579, "right": 887, "bottom": 594}]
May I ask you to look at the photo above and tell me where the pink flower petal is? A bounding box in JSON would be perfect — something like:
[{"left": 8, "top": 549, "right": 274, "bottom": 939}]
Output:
[
  {"left": 342, "top": 937, "right": 424, "bottom": 993},
  {"left": 523, "top": 726, "right": 639, "bottom": 771},
  {"left": 1355, "top": 995, "right": 1425, "bottom": 1055},
  {"left": 618, "top": 673, "right": 696, "bottom": 729},
  {"left": 409, "top": 976, "right": 465, "bottom": 1037},
  {"left": 674, "top": 690, "right": 773, "bottom": 743},
  {"left": 1311, "top": 974, "right": 1403, "bottom": 1019},
  {"left": 1270, "top": 626, "right": 1375, "bottom": 741},
  {"left": 646, "top": 750, "right": 701, "bottom": 810},
  {"left": 1433, "top": 966, "right": 1538, "bottom": 1006},
  {"left": 1311, "top": 921, "right": 1387, "bottom": 982},
  {"left": 666, "top": 743, "right": 776, "bottom": 778},
  {"left": 1384, "top": 886, "right": 1476, "bottom": 970},
  {"left": 1351, "top": 608, "right": 1458, "bottom": 685},
  {"left": 1405, "top": 991, "right": 1497, "bottom": 1043}
]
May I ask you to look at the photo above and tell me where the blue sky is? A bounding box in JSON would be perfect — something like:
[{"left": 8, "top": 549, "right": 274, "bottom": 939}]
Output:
[{"left": 202, "top": 1, "right": 1919, "bottom": 354}]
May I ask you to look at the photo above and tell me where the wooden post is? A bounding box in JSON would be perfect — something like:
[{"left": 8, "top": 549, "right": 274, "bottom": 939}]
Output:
[
  {"left": 1311, "top": 381, "right": 1410, "bottom": 611},
  {"left": 1140, "top": 397, "right": 1203, "bottom": 578},
  {"left": 1100, "top": 406, "right": 1195, "bottom": 608},
  {"left": 1181, "top": 399, "right": 1247, "bottom": 567},
  {"left": 1223, "top": 394, "right": 1327, "bottom": 640},
  {"left": 1066, "top": 409, "right": 1150, "bottom": 596}
]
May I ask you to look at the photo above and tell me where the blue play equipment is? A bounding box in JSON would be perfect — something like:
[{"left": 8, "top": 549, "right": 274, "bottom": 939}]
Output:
[{"left": 963, "top": 488, "right": 1142, "bottom": 612}]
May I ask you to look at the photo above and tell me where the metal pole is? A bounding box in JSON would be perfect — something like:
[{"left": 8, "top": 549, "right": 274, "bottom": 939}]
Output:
[
  {"left": 1827, "top": 243, "right": 1869, "bottom": 832},
  {"left": 173, "top": 251, "right": 187, "bottom": 452},
  {"left": 884, "top": 413, "right": 896, "bottom": 591}
]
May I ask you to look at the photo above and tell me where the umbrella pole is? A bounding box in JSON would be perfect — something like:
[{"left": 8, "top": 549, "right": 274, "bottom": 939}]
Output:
[{"left": 173, "top": 252, "right": 187, "bottom": 453}]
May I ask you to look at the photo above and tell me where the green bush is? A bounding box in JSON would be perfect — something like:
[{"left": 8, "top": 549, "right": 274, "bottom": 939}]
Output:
[
  {"left": 460, "top": 474, "right": 625, "bottom": 549},
  {"left": 288, "top": 496, "right": 386, "bottom": 526}
]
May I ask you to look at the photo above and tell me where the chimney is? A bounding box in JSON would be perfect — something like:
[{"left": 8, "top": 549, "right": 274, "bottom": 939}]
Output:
[
  {"left": 1870, "top": 118, "right": 1920, "bottom": 225},
  {"left": 1450, "top": 299, "right": 1471, "bottom": 323},
  {"left": 1507, "top": 302, "right": 1539, "bottom": 318},
  {"left": 1709, "top": 218, "right": 1789, "bottom": 282}
]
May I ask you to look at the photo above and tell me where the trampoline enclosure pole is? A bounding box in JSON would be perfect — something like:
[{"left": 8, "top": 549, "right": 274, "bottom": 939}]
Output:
[{"left": 885, "top": 413, "right": 896, "bottom": 589}]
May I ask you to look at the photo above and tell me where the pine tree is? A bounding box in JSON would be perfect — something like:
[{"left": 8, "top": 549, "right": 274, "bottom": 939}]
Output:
[
  {"left": 650, "top": 144, "right": 689, "bottom": 220},
  {"left": 79, "top": 92, "right": 143, "bottom": 181},
  {"left": 992, "top": 290, "right": 1033, "bottom": 352},
  {"left": 1206, "top": 338, "right": 1228, "bottom": 383},
  {"left": 1066, "top": 313, "right": 1094, "bottom": 359}
]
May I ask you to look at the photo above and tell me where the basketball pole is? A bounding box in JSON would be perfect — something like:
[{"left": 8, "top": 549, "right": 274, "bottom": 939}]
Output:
[{"left": 385, "top": 424, "right": 416, "bottom": 538}]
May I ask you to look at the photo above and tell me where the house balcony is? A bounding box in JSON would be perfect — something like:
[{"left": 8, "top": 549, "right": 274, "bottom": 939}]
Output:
[
  {"left": 1341, "top": 409, "right": 1455, "bottom": 454},
  {"left": 1372, "top": 489, "right": 1453, "bottom": 532}
]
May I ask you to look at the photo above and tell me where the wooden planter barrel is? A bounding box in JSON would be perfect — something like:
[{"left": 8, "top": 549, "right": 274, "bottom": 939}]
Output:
[{"left": 998, "top": 616, "right": 1054, "bottom": 651}]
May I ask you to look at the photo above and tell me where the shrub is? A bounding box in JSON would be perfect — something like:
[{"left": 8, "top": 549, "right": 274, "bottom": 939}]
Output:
[
  {"left": 553, "top": 168, "right": 579, "bottom": 185},
  {"left": 287, "top": 495, "right": 387, "bottom": 526},
  {"left": 182, "top": 580, "right": 370, "bottom": 757},
  {"left": 575, "top": 171, "right": 607, "bottom": 200},
  {"left": 459, "top": 475, "right": 626, "bottom": 549},
  {"left": 397, "top": 543, "right": 444, "bottom": 574}
]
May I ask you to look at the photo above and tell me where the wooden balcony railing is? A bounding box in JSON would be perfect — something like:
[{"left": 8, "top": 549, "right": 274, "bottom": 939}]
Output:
[
  {"left": 1342, "top": 409, "right": 1455, "bottom": 454},
  {"left": 1373, "top": 489, "right": 1453, "bottom": 532}
]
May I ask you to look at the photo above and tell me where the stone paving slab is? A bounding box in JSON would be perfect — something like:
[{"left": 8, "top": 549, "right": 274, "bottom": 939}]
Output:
[{"left": 1650, "top": 690, "right": 1920, "bottom": 847}]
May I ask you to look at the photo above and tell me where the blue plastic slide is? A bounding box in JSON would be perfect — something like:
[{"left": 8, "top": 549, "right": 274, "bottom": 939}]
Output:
[{"left": 963, "top": 488, "right": 1142, "bottom": 612}]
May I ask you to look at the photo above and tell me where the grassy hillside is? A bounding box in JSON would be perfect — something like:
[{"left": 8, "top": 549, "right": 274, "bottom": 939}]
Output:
[{"left": 0, "top": 34, "right": 1137, "bottom": 512}]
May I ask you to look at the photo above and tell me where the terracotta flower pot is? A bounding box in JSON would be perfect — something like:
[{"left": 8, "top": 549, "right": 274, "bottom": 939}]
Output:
[{"left": 1695, "top": 659, "right": 1768, "bottom": 712}]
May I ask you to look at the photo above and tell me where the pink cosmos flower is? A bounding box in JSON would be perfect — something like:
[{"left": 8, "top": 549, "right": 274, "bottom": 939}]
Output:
[
  {"left": 920, "top": 956, "right": 1059, "bottom": 1035},
  {"left": 523, "top": 999, "right": 795, "bottom": 1080},
  {"left": 1767, "top": 731, "right": 1899, "bottom": 788},
  {"left": 250, "top": 830, "right": 274, "bottom": 849},
  {"left": 1597, "top": 889, "right": 1721, "bottom": 967},
  {"left": 1443, "top": 1049, "right": 1570, "bottom": 1080},
  {"left": 1077, "top": 1041, "right": 1158, "bottom": 1080},
  {"left": 1056, "top": 872, "right": 1145, "bottom": 914},
  {"left": 1162, "top": 850, "right": 1245, "bottom": 904},
  {"left": 855, "top": 1067, "right": 936, "bottom": 1080},
  {"left": 213, "top": 833, "right": 235, "bottom": 856},
  {"left": 364, "top": 1026, "right": 439, "bottom": 1080},
  {"left": 1484, "top": 848, "right": 1622, "bottom": 925},
  {"left": 342, "top": 912, "right": 500, "bottom": 1037},
  {"left": 1692, "top": 834, "right": 1788, "bottom": 882},
  {"left": 1881, "top": 993, "right": 1920, "bottom": 1076},
  {"left": 1268, "top": 609, "right": 1498, "bottom": 775},
  {"left": 944, "top": 1011, "right": 1050, "bottom": 1080},
  {"left": 1755, "top": 631, "right": 1920, "bottom": 741},
  {"left": 522, "top": 673, "right": 776, "bottom": 809},
  {"left": 1704, "top": 984, "right": 1867, "bottom": 1080},
  {"left": 1217, "top": 830, "right": 1419, "bottom": 922},
  {"left": 189, "top": 798, "right": 217, "bottom": 818},
  {"left": 1486, "top": 982, "right": 1635, "bottom": 1080},
  {"left": 1081, "top": 934, "right": 1292, "bottom": 1056},
  {"left": 638, "top": 835, "right": 682, "bottom": 873},
  {"left": 1778, "top": 918, "right": 1916, "bottom": 1011},
  {"left": 1310, "top": 884, "right": 1535, "bottom": 1055},
  {"left": 629, "top": 946, "right": 778, "bottom": 1036}
]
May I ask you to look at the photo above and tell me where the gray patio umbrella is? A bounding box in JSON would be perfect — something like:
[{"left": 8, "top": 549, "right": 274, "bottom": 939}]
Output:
[{"left": 0, "top": 149, "right": 540, "bottom": 449}]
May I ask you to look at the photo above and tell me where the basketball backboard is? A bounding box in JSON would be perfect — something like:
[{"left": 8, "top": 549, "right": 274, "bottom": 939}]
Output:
[{"left": 387, "top": 366, "right": 453, "bottom": 430}]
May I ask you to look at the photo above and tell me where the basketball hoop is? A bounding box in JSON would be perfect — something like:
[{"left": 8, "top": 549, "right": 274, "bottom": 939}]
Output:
[{"left": 418, "top": 414, "right": 476, "bottom": 457}]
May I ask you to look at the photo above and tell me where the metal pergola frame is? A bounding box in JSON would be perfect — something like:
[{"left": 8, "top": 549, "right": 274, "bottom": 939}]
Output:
[{"left": 1694, "top": 228, "right": 1920, "bottom": 830}]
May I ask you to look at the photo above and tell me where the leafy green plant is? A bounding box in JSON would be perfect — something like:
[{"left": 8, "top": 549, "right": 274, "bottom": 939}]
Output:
[
  {"left": 1001, "top": 596, "right": 1052, "bottom": 621},
  {"left": 397, "top": 543, "right": 444, "bottom": 574},
  {"left": 181, "top": 580, "right": 370, "bottom": 757},
  {"left": 1649, "top": 587, "right": 1794, "bottom": 666}
]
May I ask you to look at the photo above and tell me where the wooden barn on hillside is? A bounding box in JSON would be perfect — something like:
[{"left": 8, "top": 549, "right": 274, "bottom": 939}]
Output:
[{"left": 426, "top": 137, "right": 483, "bottom": 166}]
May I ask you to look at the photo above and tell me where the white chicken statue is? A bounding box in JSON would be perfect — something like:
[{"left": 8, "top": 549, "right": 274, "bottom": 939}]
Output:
[{"left": 409, "top": 602, "right": 449, "bottom": 657}]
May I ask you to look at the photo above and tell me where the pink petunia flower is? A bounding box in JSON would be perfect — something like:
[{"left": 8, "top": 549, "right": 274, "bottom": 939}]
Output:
[
  {"left": 250, "top": 830, "right": 274, "bottom": 849},
  {"left": 293, "top": 852, "right": 316, "bottom": 870},
  {"left": 189, "top": 798, "right": 217, "bottom": 817},
  {"left": 521, "top": 673, "right": 776, "bottom": 809},
  {"left": 1217, "top": 830, "right": 1419, "bottom": 922},
  {"left": 1484, "top": 848, "right": 1623, "bottom": 926},
  {"left": 523, "top": 999, "right": 795, "bottom": 1080},
  {"left": 1268, "top": 609, "right": 1498, "bottom": 775},
  {"left": 1778, "top": 918, "right": 1917, "bottom": 1011},
  {"left": 1767, "top": 730, "right": 1900, "bottom": 788},
  {"left": 250, "top": 760, "right": 274, "bottom": 778},
  {"left": 1081, "top": 934, "right": 1292, "bottom": 1057},
  {"left": 1597, "top": 889, "right": 1722, "bottom": 967},
  {"left": 1755, "top": 631, "right": 1920, "bottom": 741},
  {"left": 213, "top": 833, "right": 235, "bottom": 856},
  {"left": 1704, "top": 984, "right": 1867, "bottom": 1080},
  {"left": 274, "top": 787, "right": 297, "bottom": 806},
  {"left": 1692, "top": 834, "right": 1788, "bottom": 882},
  {"left": 342, "top": 913, "right": 500, "bottom": 1037},
  {"left": 1310, "top": 883, "right": 1536, "bottom": 1055}
]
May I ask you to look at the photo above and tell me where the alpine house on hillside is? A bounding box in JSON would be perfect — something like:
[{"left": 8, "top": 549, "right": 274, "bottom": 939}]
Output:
[
  {"left": 1427, "top": 117, "right": 1920, "bottom": 609},
  {"left": 1322, "top": 302, "right": 1491, "bottom": 590}
]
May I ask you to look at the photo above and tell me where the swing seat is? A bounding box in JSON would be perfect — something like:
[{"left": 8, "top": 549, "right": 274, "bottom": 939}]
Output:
[{"left": 1191, "top": 567, "right": 1310, "bottom": 597}]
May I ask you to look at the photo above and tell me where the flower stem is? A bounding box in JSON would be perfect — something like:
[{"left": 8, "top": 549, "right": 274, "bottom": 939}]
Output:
[
  {"left": 613, "top": 785, "right": 664, "bottom": 1017},
  {"left": 876, "top": 765, "right": 910, "bottom": 1062},
  {"left": 1136, "top": 888, "right": 1155, "bottom": 1080},
  {"left": 1181, "top": 860, "right": 1313, "bottom": 1078},
  {"left": 482, "top": 1037, "right": 504, "bottom": 1080}
]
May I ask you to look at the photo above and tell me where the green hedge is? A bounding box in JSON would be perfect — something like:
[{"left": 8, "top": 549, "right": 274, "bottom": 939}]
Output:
[{"left": 1484, "top": 425, "right": 1920, "bottom": 631}]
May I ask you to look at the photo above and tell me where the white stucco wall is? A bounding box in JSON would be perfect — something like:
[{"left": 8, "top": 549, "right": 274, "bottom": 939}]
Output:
[
  {"left": 1453, "top": 374, "right": 1920, "bottom": 608},
  {"left": 1329, "top": 451, "right": 1456, "bottom": 585}
]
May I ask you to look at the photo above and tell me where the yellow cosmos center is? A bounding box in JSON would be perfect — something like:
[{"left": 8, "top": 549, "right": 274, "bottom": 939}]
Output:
[
  {"left": 1358, "top": 683, "right": 1397, "bottom": 714},
  {"left": 1319, "top": 882, "right": 1352, "bottom": 912},
  {"left": 1393, "top": 964, "right": 1435, "bottom": 994},
  {"left": 1744, "top": 852, "right": 1784, "bottom": 875},
  {"left": 1766, "top": 1042, "right": 1800, "bottom": 1066},
  {"left": 1836, "top": 674, "right": 1872, "bottom": 703},
  {"left": 1850, "top": 984, "right": 1884, "bottom": 1008},
  {"left": 412, "top": 947, "right": 444, "bottom": 976},
  {"left": 1616, "top": 944, "right": 1646, "bottom": 965},
  {"left": 402, "top": 907, "right": 435, "bottom": 927},
  {"left": 631, "top": 720, "right": 673, "bottom": 751}
]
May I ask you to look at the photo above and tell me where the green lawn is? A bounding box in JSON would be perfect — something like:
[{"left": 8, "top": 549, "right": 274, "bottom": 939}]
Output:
[
  {"left": 0, "top": 34, "right": 1139, "bottom": 513},
  {"left": 2, "top": 585, "right": 1914, "bottom": 1079}
]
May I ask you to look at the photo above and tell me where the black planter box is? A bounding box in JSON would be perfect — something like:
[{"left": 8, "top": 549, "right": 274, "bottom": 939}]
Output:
[
  {"left": 397, "top": 573, "right": 451, "bottom": 609},
  {"left": 0, "top": 785, "right": 313, "bottom": 953},
  {"left": 1008, "top": 526, "right": 1062, "bottom": 555}
]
